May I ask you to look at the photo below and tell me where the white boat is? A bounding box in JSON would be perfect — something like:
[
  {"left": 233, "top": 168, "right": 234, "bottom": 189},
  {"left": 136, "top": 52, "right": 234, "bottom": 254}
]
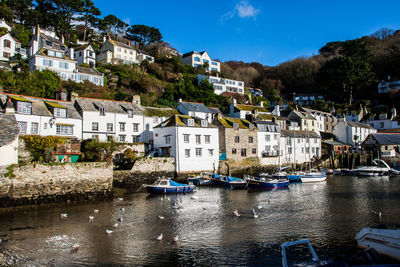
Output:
[
  {"left": 353, "top": 159, "right": 391, "bottom": 177},
  {"left": 355, "top": 227, "right": 400, "bottom": 261},
  {"left": 300, "top": 170, "right": 327, "bottom": 183}
]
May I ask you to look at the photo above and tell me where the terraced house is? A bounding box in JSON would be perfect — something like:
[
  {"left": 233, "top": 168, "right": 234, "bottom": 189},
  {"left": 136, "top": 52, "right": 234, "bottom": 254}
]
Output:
[
  {"left": 180, "top": 51, "right": 220, "bottom": 72},
  {"left": 197, "top": 74, "right": 245, "bottom": 95},
  {"left": 153, "top": 114, "right": 219, "bottom": 173}
]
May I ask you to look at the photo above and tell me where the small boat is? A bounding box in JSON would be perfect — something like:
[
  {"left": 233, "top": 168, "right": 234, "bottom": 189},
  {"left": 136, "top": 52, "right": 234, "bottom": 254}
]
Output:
[
  {"left": 286, "top": 172, "right": 305, "bottom": 182},
  {"left": 340, "top": 169, "right": 354, "bottom": 176},
  {"left": 320, "top": 168, "right": 333, "bottom": 175},
  {"left": 143, "top": 177, "right": 195, "bottom": 194},
  {"left": 353, "top": 159, "right": 391, "bottom": 177},
  {"left": 281, "top": 239, "right": 331, "bottom": 267},
  {"left": 209, "top": 175, "right": 247, "bottom": 189},
  {"left": 246, "top": 176, "right": 289, "bottom": 190},
  {"left": 188, "top": 172, "right": 215, "bottom": 186},
  {"left": 332, "top": 169, "right": 341, "bottom": 175},
  {"left": 355, "top": 227, "right": 400, "bottom": 261},
  {"left": 300, "top": 170, "right": 327, "bottom": 183}
]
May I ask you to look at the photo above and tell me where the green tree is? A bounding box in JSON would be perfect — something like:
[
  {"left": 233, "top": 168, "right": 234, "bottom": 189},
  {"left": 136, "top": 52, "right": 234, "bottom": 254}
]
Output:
[
  {"left": 98, "top": 14, "right": 127, "bottom": 35},
  {"left": 76, "top": 0, "right": 101, "bottom": 41},
  {"left": 0, "top": 2, "right": 14, "bottom": 22},
  {"left": 126, "top": 24, "right": 162, "bottom": 50},
  {"left": 5, "top": 0, "right": 33, "bottom": 23},
  {"left": 27, "top": 70, "right": 61, "bottom": 98}
]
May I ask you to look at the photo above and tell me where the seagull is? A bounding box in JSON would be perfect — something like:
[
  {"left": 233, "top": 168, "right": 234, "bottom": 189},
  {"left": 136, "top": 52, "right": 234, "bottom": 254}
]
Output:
[
  {"left": 61, "top": 213, "right": 68, "bottom": 218},
  {"left": 173, "top": 235, "right": 179, "bottom": 242},
  {"left": 93, "top": 209, "right": 99, "bottom": 214},
  {"left": 89, "top": 216, "right": 94, "bottom": 221},
  {"left": 252, "top": 209, "right": 259, "bottom": 218},
  {"left": 268, "top": 199, "right": 271, "bottom": 203},
  {"left": 257, "top": 205, "right": 263, "bottom": 210},
  {"left": 113, "top": 223, "right": 118, "bottom": 228},
  {"left": 106, "top": 230, "right": 113, "bottom": 235},
  {"left": 157, "top": 233, "right": 163, "bottom": 241},
  {"left": 120, "top": 208, "right": 125, "bottom": 212},
  {"left": 191, "top": 196, "right": 200, "bottom": 199},
  {"left": 233, "top": 210, "right": 240, "bottom": 217},
  {"left": 159, "top": 215, "right": 164, "bottom": 220},
  {"left": 71, "top": 243, "right": 80, "bottom": 251},
  {"left": 202, "top": 207, "right": 207, "bottom": 210},
  {"left": 117, "top": 197, "right": 123, "bottom": 201},
  {"left": 117, "top": 217, "right": 123, "bottom": 222}
]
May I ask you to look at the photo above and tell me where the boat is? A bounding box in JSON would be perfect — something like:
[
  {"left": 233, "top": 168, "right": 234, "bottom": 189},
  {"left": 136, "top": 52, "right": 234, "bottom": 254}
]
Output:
[
  {"left": 353, "top": 159, "right": 391, "bottom": 177},
  {"left": 355, "top": 227, "right": 400, "bottom": 261},
  {"left": 286, "top": 172, "right": 305, "bottom": 182},
  {"left": 281, "top": 239, "right": 331, "bottom": 267},
  {"left": 332, "top": 169, "right": 342, "bottom": 175},
  {"left": 300, "top": 169, "right": 327, "bottom": 183},
  {"left": 188, "top": 172, "right": 215, "bottom": 186},
  {"left": 209, "top": 175, "right": 247, "bottom": 189},
  {"left": 246, "top": 176, "right": 289, "bottom": 190},
  {"left": 143, "top": 177, "right": 195, "bottom": 194},
  {"left": 320, "top": 168, "right": 333, "bottom": 175},
  {"left": 340, "top": 169, "right": 354, "bottom": 176}
]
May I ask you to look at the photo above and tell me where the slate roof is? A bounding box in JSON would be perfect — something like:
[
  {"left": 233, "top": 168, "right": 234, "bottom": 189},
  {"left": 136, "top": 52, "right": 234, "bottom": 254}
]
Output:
[
  {"left": 179, "top": 101, "right": 212, "bottom": 113},
  {"left": 35, "top": 48, "right": 74, "bottom": 61},
  {"left": 182, "top": 51, "right": 207, "bottom": 58},
  {"left": 41, "top": 33, "right": 63, "bottom": 45},
  {"left": 234, "top": 104, "right": 268, "bottom": 112},
  {"left": 370, "top": 133, "right": 400, "bottom": 145},
  {"left": 0, "top": 113, "right": 18, "bottom": 147},
  {"left": 323, "top": 140, "right": 349, "bottom": 146},
  {"left": 109, "top": 39, "right": 134, "bottom": 50},
  {"left": 207, "top": 107, "right": 223, "bottom": 115},
  {"left": 256, "top": 113, "right": 284, "bottom": 121},
  {"left": 280, "top": 130, "right": 320, "bottom": 138},
  {"left": 290, "top": 110, "right": 317, "bottom": 120},
  {"left": 256, "top": 121, "right": 280, "bottom": 133},
  {"left": 77, "top": 66, "right": 102, "bottom": 76},
  {"left": 300, "top": 107, "right": 332, "bottom": 116},
  {"left": 74, "top": 44, "right": 90, "bottom": 51},
  {"left": 215, "top": 116, "right": 257, "bottom": 130},
  {"left": 347, "top": 121, "right": 375, "bottom": 130},
  {"left": 0, "top": 93, "right": 81, "bottom": 119},
  {"left": 155, "top": 114, "right": 216, "bottom": 128}
]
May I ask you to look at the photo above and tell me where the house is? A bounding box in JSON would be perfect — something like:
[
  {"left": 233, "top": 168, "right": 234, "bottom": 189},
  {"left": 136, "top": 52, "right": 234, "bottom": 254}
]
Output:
[
  {"left": 28, "top": 26, "right": 104, "bottom": 86},
  {"left": 345, "top": 105, "right": 367, "bottom": 122},
  {"left": 292, "top": 93, "right": 324, "bottom": 106},
  {"left": 249, "top": 88, "right": 263, "bottom": 97},
  {"left": 279, "top": 130, "right": 321, "bottom": 165},
  {"left": 287, "top": 110, "right": 319, "bottom": 133},
  {"left": 153, "top": 114, "right": 219, "bottom": 173},
  {"left": 0, "top": 19, "right": 26, "bottom": 61},
  {"left": 72, "top": 44, "right": 96, "bottom": 66},
  {"left": 0, "top": 93, "right": 82, "bottom": 139},
  {"left": 256, "top": 121, "right": 280, "bottom": 161},
  {"left": 360, "top": 107, "right": 400, "bottom": 130},
  {"left": 362, "top": 133, "right": 400, "bottom": 157},
  {"left": 97, "top": 38, "right": 154, "bottom": 65},
  {"left": 300, "top": 107, "right": 337, "bottom": 134},
  {"left": 0, "top": 18, "right": 11, "bottom": 32},
  {"left": 333, "top": 117, "right": 377, "bottom": 147},
  {"left": 228, "top": 99, "right": 269, "bottom": 120},
  {"left": 213, "top": 114, "right": 258, "bottom": 161},
  {"left": 197, "top": 74, "right": 244, "bottom": 95},
  {"left": 176, "top": 99, "right": 215, "bottom": 123},
  {"left": 0, "top": 112, "right": 19, "bottom": 167},
  {"left": 322, "top": 140, "right": 350, "bottom": 155},
  {"left": 181, "top": 51, "right": 220, "bottom": 72},
  {"left": 378, "top": 79, "right": 400, "bottom": 93}
]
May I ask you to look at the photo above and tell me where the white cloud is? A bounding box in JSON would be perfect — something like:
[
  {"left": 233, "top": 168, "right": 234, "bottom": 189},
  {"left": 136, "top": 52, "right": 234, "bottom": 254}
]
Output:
[{"left": 220, "top": 1, "right": 260, "bottom": 22}]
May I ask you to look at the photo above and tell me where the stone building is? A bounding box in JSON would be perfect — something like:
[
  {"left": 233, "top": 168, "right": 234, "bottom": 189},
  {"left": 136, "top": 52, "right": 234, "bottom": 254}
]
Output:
[{"left": 0, "top": 112, "right": 19, "bottom": 167}]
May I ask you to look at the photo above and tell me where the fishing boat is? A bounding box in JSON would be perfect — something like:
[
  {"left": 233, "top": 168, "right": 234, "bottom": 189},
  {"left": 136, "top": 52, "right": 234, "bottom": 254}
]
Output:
[
  {"left": 355, "top": 227, "right": 400, "bottom": 261},
  {"left": 209, "top": 175, "right": 247, "bottom": 189},
  {"left": 340, "top": 169, "right": 354, "bottom": 176},
  {"left": 143, "top": 177, "right": 195, "bottom": 194},
  {"left": 246, "top": 176, "right": 289, "bottom": 190},
  {"left": 353, "top": 159, "right": 391, "bottom": 177},
  {"left": 300, "top": 170, "right": 327, "bottom": 183},
  {"left": 281, "top": 239, "right": 331, "bottom": 267},
  {"left": 188, "top": 172, "right": 215, "bottom": 186},
  {"left": 286, "top": 172, "right": 305, "bottom": 182}
]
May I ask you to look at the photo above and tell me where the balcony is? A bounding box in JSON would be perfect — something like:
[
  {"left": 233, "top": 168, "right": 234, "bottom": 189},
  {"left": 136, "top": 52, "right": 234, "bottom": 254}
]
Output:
[{"left": 262, "top": 151, "right": 279, "bottom": 157}]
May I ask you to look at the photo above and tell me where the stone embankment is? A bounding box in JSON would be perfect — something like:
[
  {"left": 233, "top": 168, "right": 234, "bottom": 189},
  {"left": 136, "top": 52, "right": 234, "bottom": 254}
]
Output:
[{"left": 0, "top": 162, "right": 113, "bottom": 207}]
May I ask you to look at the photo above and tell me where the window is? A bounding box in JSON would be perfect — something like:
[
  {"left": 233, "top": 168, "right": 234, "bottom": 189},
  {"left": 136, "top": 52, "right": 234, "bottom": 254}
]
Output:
[
  {"left": 232, "top": 148, "right": 237, "bottom": 154},
  {"left": 211, "top": 61, "right": 218, "bottom": 66},
  {"left": 17, "top": 101, "right": 32, "bottom": 114},
  {"left": 288, "top": 147, "right": 292, "bottom": 154},
  {"left": 3, "top": 52, "right": 10, "bottom": 58},
  {"left": 234, "top": 136, "right": 240, "bottom": 143},
  {"left": 314, "top": 138, "right": 317, "bottom": 144},
  {"left": 252, "top": 148, "right": 256, "bottom": 154},
  {"left": 44, "top": 123, "right": 47, "bottom": 129},
  {"left": 249, "top": 136, "right": 253, "bottom": 143},
  {"left": 196, "top": 135, "right": 201, "bottom": 144},
  {"left": 4, "top": 39, "right": 11, "bottom": 48},
  {"left": 274, "top": 134, "right": 278, "bottom": 140},
  {"left": 298, "top": 138, "right": 301, "bottom": 143},
  {"left": 18, "top": 121, "right": 27, "bottom": 134},
  {"left": 188, "top": 119, "right": 194, "bottom": 126},
  {"left": 302, "top": 147, "right": 304, "bottom": 153},
  {"left": 107, "top": 135, "right": 113, "bottom": 141},
  {"left": 92, "top": 134, "right": 99, "bottom": 139},
  {"left": 117, "top": 47, "right": 121, "bottom": 52},
  {"left": 131, "top": 135, "right": 140, "bottom": 143},
  {"left": 119, "top": 135, "right": 126, "bottom": 142},
  {"left": 265, "top": 145, "right": 271, "bottom": 151},
  {"left": 165, "top": 135, "right": 171, "bottom": 144},
  {"left": 233, "top": 123, "right": 239, "bottom": 130},
  {"left": 54, "top": 108, "right": 66, "bottom": 118},
  {"left": 119, "top": 122, "right": 126, "bottom": 132},
  {"left": 195, "top": 148, "right": 202, "bottom": 157},
  {"left": 265, "top": 134, "right": 270, "bottom": 142},
  {"left": 30, "top": 122, "right": 38, "bottom": 134},
  {"left": 133, "top": 123, "right": 139, "bottom": 132},
  {"left": 380, "top": 122, "right": 384, "bottom": 128},
  {"left": 42, "top": 59, "right": 53, "bottom": 67},
  {"left": 241, "top": 148, "right": 247, "bottom": 157},
  {"left": 201, "top": 120, "right": 207, "bottom": 127},
  {"left": 92, "top": 122, "right": 98, "bottom": 131},
  {"left": 306, "top": 147, "right": 310, "bottom": 153},
  {"left": 312, "top": 147, "right": 315, "bottom": 153},
  {"left": 249, "top": 124, "right": 254, "bottom": 131},
  {"left": 107, "top": 123, "right": 113, "bottom": 132},
  {"left": 205, "top": 135, "right": 210, "bottom": 144},
  {"left": 45, "top": 40, "right": 52, "bottom": 47},
  {"left": 306, "top": 137, "right": 310, "bottom": 143},
  {"left": 56, "top": 125, "right": 73, "bottom": 135},
  {"left": 208, "top": 149, "right": 214, "bottom": 156},
  {"left": 59, "top": 62, "right": 69, "bottom": 69},
  {"left": 194, "top": 56, "right": 200, "bottom": 62},
  {"left": 183, "top": 134, "right": 190, "bottom": 143},
  {"left": 99, "top": 107, "right": 105, "bottom": 116},
  {"left": 185, "top": 149, "right": 190, "bottom": 158},
  {"left": 127, "top": 110, "right": 133, "bottom": 118}
]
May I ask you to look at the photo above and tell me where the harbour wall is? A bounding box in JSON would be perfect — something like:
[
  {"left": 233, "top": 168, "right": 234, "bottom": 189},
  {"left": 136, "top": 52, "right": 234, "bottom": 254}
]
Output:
[{"left": 0, "top": 162, "right": 113, "bottom": 207}]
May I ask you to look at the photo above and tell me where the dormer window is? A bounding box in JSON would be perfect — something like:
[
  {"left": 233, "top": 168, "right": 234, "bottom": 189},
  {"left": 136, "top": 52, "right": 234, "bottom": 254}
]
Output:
[
  {"left": 17, "top": 101, "right": 32, "bottom": 114},
  {"left": 127, "top": 109, "right": 133, "bottom": 118},
  {"left": 233, "top": 123, "right": 239, "bottom": 130},
  {"left": 201, "top": 120, "right": 207, "bottom": 127},
  {"left": 100, "top": 107, "right": 105, "bottom": 116},
  {"left": 54, "top": 107, "right": 66, "bottom": 118},
  {"left": 249, "top": 123, "right": 254, "bottom": 131},
  {"left": 45, "top": 40, "right": 52, "bottom": 47},
  {"left": 188, "top": 119, "right": 194, "bottom": 126}
]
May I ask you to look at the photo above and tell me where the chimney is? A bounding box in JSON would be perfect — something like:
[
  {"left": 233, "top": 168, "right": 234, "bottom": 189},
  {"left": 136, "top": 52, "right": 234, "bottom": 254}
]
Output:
[
  {"left": 68, "top": 48, "right": 74, "bottom": 59},
  {"left": 132, "top": 95, "right": 141, "bottom": 106},
  {"left": 56, "top": 90, "right": 67, "bottom": 101},
  {"left": 71, "top": 92, "right": 79, "bottom": 102},
  {"left": 259, "top": 101, "right": 264, "bottom": 107},
  {"left": 5, "top": 98, "right": 15, "bottom": 114},
  {"left": 61, "top": 35, "right": 65, "bottom": 44},
  {"left": 391, "top": 106, "right": 397, "bottom": 119}
]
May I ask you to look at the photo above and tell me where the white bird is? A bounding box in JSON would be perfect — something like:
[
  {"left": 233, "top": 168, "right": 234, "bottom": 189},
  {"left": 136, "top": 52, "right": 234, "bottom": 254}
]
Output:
[
  {"left": 379, "top": 212, "right": 382, "bottom": 220},
  {"left": 106, "top": 230, "right": 113, "bottom": 234},
  {"left": 113, "top": 223, "right": 118, "bottom": 228},
  {"left": 61, "top": 213, "right": 68, "bottom": 218},
  {"left": 157, "top": 233, "right": 163, "bottom": 241},
  {"left": 268, "top": 199, "right": 271, "bottom": 203},
  {"left": 120, "top": 208, "right": 125, "bottom": 212},
  {"left": 117, "top": 217, "right": 123, "bottom": 222},
  {"left": 190, "top": 196, "right": 200, "bottom": 199},
  {"left": 159, "top": 215, "right": 164, "bottom": 220},
  {"left": 257, "top": 205, "right": 263, "bottom": 210},
  {"left": 173, "top": 235, "right": 179, "bottom": 242},
  {"left": 117, "top": 197, "right": 123, "bottom": 201},
  {"left": 252, "top": 209, "right": 258, "bottom": 218},
  {"left": 93, "top": 209, "right": 99, "bottom": 214},
  {"left": 233, "top": 210, "right": 240, "bottom": 217},
  {"left": 89, "top": 216, "right": 94, "bottom": 221},
  {"left": 71, "top": 243, "right": 80, "bottom": 251}
]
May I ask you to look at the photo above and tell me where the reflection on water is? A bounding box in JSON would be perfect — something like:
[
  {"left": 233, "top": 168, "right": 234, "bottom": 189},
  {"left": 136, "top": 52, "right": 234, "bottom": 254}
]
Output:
[{"left": 1, "top": 175, "right": 400, "bottom": 266}]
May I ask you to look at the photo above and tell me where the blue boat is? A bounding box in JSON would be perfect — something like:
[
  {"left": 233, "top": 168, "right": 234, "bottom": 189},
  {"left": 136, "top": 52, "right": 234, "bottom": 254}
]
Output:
[
  {"left": 246, "top": 177, "right": 290, "bottom": 190},
  {"left": 188, "top": 172, "right": 216, "bottom": 186},
  {"left": 209, "top": 175, "right": 247, "bottom": 189},
  {"left": 287, "top": 172, "right": 305, "bottom": 182},
  {"left": 143, "top": 177, "right": 195, "bottom": 194}
]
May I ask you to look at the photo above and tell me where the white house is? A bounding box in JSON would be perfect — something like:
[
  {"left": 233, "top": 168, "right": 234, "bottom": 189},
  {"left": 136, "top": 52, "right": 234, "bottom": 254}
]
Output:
[
  {"left": 0, "top": 19, "right": 27, "bottom": 61},
  {"left": 256, "top": 121, "right": 280, "bottom": 165},
  {"left": 292, "top": 93, "right": 324, "bottom": 106},
  {"left": 378, "top": 79, "right": 400, "bottom": 93},
  {"left": 0, "top": 93, "right": 82, "bottom": 139},
  {"left": 333, "top": 117, "right": 377, "bottom": 147},
  {"left": 153, "top": 114, "right": 219, "bottom": 173},
  {"left": 360, "top": 107, "right": 400, "bottom": 131},
  {"left": 287, "top": 110, "right": 319, "bottom": 134},
  {"left": 0, "top": 18, "right": 11, "bottom": 32},
  {"left": 280, "top": 130, "right": 321, "bottom": 165},
  {"left": 176, "top": 99, "right": 215, "bottom": 123},
  {"left": 228, "top": 99, "right": 269, "bottom": 120},
  {"left": 97, "top": 38, "right": 154, "bottom": 65},
  {"left": 0, "top": 112, "right": 19, "bottom": 167},
  {"left": 181, "top": 51, "right": 220, "bottom": 72},
  {"left": 197, "top": 74, "right": 244, "bottom": 95},
  {"left": 72, "top": 44, "right": 96, "bottom": 67}
]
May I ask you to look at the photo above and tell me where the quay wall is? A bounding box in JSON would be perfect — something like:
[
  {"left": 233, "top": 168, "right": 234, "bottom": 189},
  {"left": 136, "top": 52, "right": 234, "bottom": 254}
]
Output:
[{"left": 0, "top": 162, "right": 113, "bottom": 207}]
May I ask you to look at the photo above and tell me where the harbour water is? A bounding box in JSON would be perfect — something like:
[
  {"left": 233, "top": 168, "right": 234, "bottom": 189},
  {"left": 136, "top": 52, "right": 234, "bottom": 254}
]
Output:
[{"left": 1, "top": 175, "right": 400, "bottom": 266}]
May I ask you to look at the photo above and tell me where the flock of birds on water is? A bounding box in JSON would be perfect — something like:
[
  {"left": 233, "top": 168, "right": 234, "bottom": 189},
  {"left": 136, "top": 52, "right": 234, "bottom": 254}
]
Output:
[{"left": 54, "top": 194, "right": 383, "bottom": 253}]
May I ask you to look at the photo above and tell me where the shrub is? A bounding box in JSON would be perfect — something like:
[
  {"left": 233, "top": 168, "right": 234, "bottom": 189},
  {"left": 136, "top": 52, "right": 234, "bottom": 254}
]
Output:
[{"left": 22, "top": 135, "right": 66, "bottom": 162}]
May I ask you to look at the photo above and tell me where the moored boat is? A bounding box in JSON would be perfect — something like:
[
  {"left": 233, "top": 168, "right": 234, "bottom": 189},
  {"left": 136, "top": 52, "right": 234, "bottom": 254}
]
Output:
[
  {"left": 188, "top": 172, "right": 215, "bottom": 186},
  {"left": 143, "top": 177, "right": 195, "bottom": 194},
  {"left": 286, "top": 172, "right": 305, "bottom": 182},
  {"left": 353, "top": 159, "right": 391, "bottom": 177},
  {"left": 300, "top": 170, "right": 327, "bottom": 183},
  {"left": 246, "top": 176, "right": 289, "bottom": 190},
  {"left": 209, "top": 175, "right": 247, "bottom": 189}
]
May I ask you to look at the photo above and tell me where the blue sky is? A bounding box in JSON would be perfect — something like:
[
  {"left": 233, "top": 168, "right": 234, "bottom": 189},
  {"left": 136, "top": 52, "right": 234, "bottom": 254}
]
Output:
[{"left": 93, "top": 0, "right": 400, "bottom": 66}]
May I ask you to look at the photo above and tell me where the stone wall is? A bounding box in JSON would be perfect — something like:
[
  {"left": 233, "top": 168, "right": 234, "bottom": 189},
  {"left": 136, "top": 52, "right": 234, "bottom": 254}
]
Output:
[
  {"left": 132, "top": 157, "right": 175, "bottom": 173},
  {"left": 0, "top": 162, "right": 113, "bottom": 207}
]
